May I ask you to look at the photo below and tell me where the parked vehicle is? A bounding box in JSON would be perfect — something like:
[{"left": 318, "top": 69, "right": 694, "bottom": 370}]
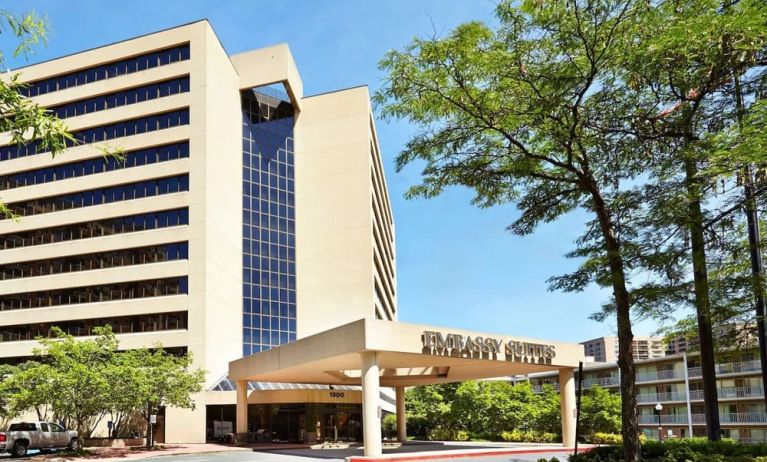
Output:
[{"left": 0, "top": 422, "right": 79, "bottom": 457}]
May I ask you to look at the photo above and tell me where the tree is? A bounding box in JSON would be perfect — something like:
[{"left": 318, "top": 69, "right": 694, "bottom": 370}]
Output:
[
  {"left": 534, "top": 384, "right": 562, "bottom": 435},
  {"left": 120, "top": 347, "right": 205, "bottom": 447},
  {"left": 580, "top": 386, "right": 621, "bottom": 436},
  {"left": 4, "top": 327, "right": 118, "bottom": 442},
  {"left": 609, "top": 0, "right": 767, "bottom": 439},
  {"left": 376, "top": 2, "right": 649, "bottom": 459}
]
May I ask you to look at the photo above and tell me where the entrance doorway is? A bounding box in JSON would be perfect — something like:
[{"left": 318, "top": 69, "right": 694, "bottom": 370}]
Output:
[{"left": 319, "top": 405, "right": 361, "bottom": 442}]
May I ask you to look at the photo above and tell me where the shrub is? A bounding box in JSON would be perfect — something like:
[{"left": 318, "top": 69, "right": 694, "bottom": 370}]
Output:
[
  {"left": 426, "top": 428, "right": 470, "bottom": 441},
  {"left": 382, "top": 414, "right": 398, "bottom": 439},
  {"left": 500, "top": 429, "right": 559, "bottom": 443},
  {"left": 406, "top": 415, "right": 432, "bottom": 440},
  {"left": 590, "top": 432, "right": 646, "bottom": 445},
  {"left": 570, "top": 438, "right": 767, "bottom": 462}
]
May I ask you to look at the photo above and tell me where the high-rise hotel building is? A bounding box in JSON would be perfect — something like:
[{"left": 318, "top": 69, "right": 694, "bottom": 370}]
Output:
[{"left": 0, "top": 21, "right": 396, "bottom": 443}]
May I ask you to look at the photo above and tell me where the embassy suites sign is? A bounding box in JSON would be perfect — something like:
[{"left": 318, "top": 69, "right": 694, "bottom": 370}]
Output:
[{"left": 421, "top": 330, "right": 556, "bottom": 364}]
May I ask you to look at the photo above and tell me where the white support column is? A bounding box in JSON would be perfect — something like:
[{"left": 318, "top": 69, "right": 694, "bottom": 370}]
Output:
[
  {"left": 395, "top": 386, "right": 407, "bottom": 442},
  {"left": 361, "top": 351, "right": 382, "bottom": 456},
  {"left": 559, "top": 368, "right": 576, "bottom": 448},
  {"left": 236, "top": 380, "right": 248, "bottom": 437}
]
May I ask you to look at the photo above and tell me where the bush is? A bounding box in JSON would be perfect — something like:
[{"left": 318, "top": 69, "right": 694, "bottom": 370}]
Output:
[
  {"left": 406, "top": 415, "right": 432, "bottom": 440},
  {"left": 382, "top": 414, "right": 398, "bottom": 439},
  {"left": 590, "top": 432, "right": 647, "bottom": 445},
  {"left": 569, "top": 438, "right": 767, "bottom": 462},
  {"left": 500, "top": 429, "right": 559, "bottom": 443},
  {"left": 427, "top": 428, "right": 469, "bottom": 441}
]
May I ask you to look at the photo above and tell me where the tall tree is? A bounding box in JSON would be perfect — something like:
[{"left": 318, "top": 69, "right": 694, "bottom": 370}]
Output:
[
  {"left": 615, "top": 0, "right": 767, "bottom": 439},
  {"left": 376, "top": 2, "right": 649, "bottom": 459}
]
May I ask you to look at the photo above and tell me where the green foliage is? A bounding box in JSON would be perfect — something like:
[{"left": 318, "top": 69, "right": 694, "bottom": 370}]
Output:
[
  {"left": 406, "top": 381, "right": 567, "bottom": 441},
  {"left": 0, "top": 327, "right": 204, "bottom": 445},
  {"left": 571, "top": 439, "right": 767, "bottom": 462},
  {"left": 590, "top": 432, "right": 646, "bottom": 445},
  {"left": 500, "top": 429, "right": 559, "bottom": 443},
  {"left": 580, "top": 386, "right": 621, "bottom": 435},
  {"left": 382, "top": 413, "right": 397, "bottom": 439}
]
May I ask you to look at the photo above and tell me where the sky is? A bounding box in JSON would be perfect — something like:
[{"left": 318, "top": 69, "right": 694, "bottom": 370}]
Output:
[{"left": 3, "top": 0, "right": 664, "bottom": 342}]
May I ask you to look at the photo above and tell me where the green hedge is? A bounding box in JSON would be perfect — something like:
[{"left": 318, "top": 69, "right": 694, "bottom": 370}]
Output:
[{"left": 570, "top": 439, "right": 767, "bottom": 462}]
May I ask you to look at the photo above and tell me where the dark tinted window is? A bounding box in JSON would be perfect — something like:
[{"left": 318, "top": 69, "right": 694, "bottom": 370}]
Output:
[
  {"left": 8, "top": 423, "right": 37, "bottom": 431},
  {"left": 19, "top": 44, "right": 190, "bottom": 97}
]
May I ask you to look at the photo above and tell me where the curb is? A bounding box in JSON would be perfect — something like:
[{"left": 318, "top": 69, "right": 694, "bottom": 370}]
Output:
[{"left": 347, "top": 447, "right": 592, "bottom": 462}]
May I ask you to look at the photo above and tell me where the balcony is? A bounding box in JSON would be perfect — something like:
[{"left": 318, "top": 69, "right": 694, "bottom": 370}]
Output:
[
  {"left": 721, "top": 413, "right": 767, "bottom": 424},
  {"left": 637, "top": 369, "right": 680, "bottom": 382},
  {"left": 637, "top": 391, "right": 687, "bottom": 403},
  {"left": 718, "top": 386, "right": 764, "bottom": 399},
  {"left": 687, "top": 360, "right": 762, "bottom": 378},
  {"left": 740, "top": 438, "right": 767, "bottom": 445},
  {"left": 688, "top": 387, "right": 764, "bottom": 401},
  {"left": 639, "top": 414, "right": 689, "bottom": 425},
  {"left": 581, "top": 376, "right": 620, "bottom": 388},
  {"left": 692, "top": 413, "right": 767, "bottom": 424},
  {"left": 531, "top": 383, "right": 560, "bottom": 393}
]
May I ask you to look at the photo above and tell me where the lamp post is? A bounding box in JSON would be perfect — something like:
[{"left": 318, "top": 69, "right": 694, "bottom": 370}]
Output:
[{"left": 655, "top": 403, "right": 664, "bottom": 442}]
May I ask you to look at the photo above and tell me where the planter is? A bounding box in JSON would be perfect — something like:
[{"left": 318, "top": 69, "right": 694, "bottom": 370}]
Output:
[{"left": 84, "top": 438, "right": 145, "bottom": 448}]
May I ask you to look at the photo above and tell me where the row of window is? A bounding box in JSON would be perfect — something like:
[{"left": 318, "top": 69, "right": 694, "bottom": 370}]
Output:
[
  {"left": 243, "top": 286, "right": 296, "bottom": 303},
  {"left": 19, "top": 44, "right": 190, "bottom": 97},
  {"left": 6, "top": 175, "right": 189, "bottom": 217},
  {"left": 244, "top": 300, "right": 296, "bottom": 317},
  {"left": 0, "top": 276, "right": 188, "bottom": 311},
  {"left": 0, "top": 109, "right": 190, "bottom": 161},
  {"left": 48, "top": 77, "right": 190, "bottom": 120},
  {"left": 243, "top": 239, "right": 295, "bottom": 259},
  {"left": 0, "top": 208, "right": 188, "bottom": 250},
  {"left": 0, "top": 242, "right": 188, "bottom": 280},
  {"left": 1, "top": 142, "right": 189, "bottom": 190},
  {"left": 243, "top": 328, "right": 296, "bottom": 347},
  {"left": 0, "top": 311, "right": 187, "bottom": 343}
]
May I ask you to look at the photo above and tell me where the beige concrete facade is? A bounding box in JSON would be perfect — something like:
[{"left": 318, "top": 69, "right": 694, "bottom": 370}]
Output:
[{"left": 0, "top": 20, "right": 397, "bottom": 444}]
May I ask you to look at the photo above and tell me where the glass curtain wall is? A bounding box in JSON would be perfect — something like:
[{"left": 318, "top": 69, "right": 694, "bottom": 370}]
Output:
[{"left": 241, "top": 86, "right": 296, "bottom": 356}]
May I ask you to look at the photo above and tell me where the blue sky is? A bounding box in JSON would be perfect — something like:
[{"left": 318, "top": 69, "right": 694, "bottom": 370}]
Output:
[{"left": 5, "top": 0, "right": 663, "bottom": 342}]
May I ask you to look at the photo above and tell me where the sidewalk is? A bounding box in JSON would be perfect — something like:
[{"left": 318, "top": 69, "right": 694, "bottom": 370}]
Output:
[{"left": 23, "top": 443, "right": 249, "bottom": 462}]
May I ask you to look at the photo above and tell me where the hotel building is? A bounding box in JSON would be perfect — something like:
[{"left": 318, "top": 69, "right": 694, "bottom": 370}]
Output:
[
  {"left": 524, "top": 349, "right": 766, "bottom": 444},
  {"left": 0, "top": 20, "right": 397, "bottom": 443},
  {"left": 581, "top": 335, "right": 666, "bottom": 363}
]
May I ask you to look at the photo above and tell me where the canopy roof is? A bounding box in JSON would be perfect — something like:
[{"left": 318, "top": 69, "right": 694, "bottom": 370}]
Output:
[{"left": 229, "top": 318, "right": 584, "bottom": 387}]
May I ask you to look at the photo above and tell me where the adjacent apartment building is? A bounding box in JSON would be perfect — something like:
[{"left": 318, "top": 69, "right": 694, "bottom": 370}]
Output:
[
  {"left": 581, "top": 335, "right": 666, "bottom": 363},
  {"left": 525, "top": 349, "right": 766, "bottom": 444},
  {"left": 0, "top": 20, "right": 396, "bottom": 443}
]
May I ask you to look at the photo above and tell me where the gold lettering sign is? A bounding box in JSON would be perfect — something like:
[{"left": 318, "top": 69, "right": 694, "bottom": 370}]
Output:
[{"left": 421, "top": 331, "right": 556, "bottom": 364}]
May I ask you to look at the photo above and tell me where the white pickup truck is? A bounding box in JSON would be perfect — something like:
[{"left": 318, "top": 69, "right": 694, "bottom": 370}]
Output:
[{"left": 0, "top": 422, "right": 79, "bottom": 457}]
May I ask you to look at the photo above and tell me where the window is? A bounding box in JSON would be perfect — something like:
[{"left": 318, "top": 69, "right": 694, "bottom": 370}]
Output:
[
  {"left": 0, "top": 110, "right": 189, "bottom": 161},
  {"left": 5, "top": 175, "right": 189, "bottom": 217},
  {"left": 0, "top": 142, "right": 189, "bottom": 190},
  {"left": 40, "top": 423, "right": 49, "bottom": 432},
  {"left": 19, "top": 44, "right": 190, "bottom": 97}
]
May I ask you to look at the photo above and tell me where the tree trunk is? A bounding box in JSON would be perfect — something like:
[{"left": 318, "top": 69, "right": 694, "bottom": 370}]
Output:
[
  {"left": 589, "top": 185, "right": 640, "bottom": 462},
  {"left": 145, "top": 409, "right": 152, "bottom": 448},
  {"left": 683, "top": 156, "right": 721, "bottom": 441}
]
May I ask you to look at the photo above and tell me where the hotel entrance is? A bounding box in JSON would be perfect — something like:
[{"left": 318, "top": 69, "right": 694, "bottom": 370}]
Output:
[{"left": 318, "top": 405, "right": 362, "bottom": 442}]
